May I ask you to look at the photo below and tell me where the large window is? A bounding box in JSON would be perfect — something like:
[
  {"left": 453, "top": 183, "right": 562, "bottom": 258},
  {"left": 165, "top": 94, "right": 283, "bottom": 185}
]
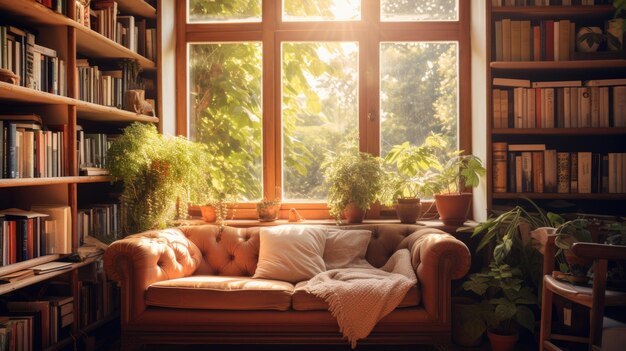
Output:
[{"left": 177, "top": 0, "right": 469, "bottom": 216}]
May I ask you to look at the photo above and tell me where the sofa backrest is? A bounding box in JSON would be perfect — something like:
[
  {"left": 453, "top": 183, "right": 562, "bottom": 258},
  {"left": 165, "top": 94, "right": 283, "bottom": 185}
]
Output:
[{"left": 179, "top": 224, "right": 424, "bottom": 277}]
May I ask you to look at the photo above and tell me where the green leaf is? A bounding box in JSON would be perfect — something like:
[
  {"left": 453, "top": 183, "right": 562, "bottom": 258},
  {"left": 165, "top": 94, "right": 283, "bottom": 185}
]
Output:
[{"left": 515, "top": 305, "right": 536, "bottom": 333}]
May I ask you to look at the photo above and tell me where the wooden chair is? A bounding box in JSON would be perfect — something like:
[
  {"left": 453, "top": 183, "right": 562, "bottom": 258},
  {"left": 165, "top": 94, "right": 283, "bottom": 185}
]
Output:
[{"left": 539, "top": 240, "right": 626, "bottom": 351}]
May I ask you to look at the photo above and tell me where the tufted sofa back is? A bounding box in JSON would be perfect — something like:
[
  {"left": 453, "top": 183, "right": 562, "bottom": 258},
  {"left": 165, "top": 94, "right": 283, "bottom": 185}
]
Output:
[{"left": 176, "top": 224, "right": 424, "bottom": 277}]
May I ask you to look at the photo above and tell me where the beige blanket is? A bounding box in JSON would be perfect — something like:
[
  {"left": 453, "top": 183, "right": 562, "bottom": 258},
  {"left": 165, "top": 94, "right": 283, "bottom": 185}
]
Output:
[{"left": 304, "top": 249, "right": 417, "bottom": 348}]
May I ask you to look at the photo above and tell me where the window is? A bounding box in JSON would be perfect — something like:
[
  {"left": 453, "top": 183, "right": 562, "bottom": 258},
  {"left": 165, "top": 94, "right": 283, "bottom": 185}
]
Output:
[{"left": 177, "top": 0, "right": 469, "bottom": 217}]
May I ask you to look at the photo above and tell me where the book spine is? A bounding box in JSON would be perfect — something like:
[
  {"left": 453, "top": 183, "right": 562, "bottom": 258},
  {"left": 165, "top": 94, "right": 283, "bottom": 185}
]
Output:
[
  {"left": 493, "top": 143, "right": 508, "bottom": 193},
  {"left": 521, "top": 152, "right": 533, "bottom": 193},
  {"left": 570, "top": 152, "right": 578, "bottom": 193},
  {"left": 578, "top": 152, "right": 592, "bottom": 194},
  {"left": 6, "top": 123, "right": 17, "bottom": 179},
  {"left": 557, "top": 152, "right": 570, "bottom": 193}
]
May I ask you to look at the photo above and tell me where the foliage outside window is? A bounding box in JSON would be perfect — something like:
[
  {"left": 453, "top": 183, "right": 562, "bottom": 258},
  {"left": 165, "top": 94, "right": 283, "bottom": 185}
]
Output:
[{"left": 182, "top": 0, "right": 467, "bottom": 213}]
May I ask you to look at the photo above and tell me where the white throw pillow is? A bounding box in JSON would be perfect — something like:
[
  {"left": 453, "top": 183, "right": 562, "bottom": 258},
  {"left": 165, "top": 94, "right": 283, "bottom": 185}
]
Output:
[
  {"left": 253, "top": 226, "right": 327, "bottom": 283},
  {"left": 323, "top": 229, "right": 372, "bottom": 270}
]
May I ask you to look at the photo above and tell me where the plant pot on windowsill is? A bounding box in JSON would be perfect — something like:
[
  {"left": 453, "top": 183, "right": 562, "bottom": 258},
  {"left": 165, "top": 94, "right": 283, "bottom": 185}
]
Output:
[
  {"left": 435, "top": 193, "right": 472, "bottom": 226},
  {"left": 396, "top": 198, "right": 421, "bottom": 224},
  {"left": 343, "top": 202, "right": 366, "bottom": 224},
  {"left": 257, "top": 202, "right": 281, "bottom": 222},
  {"left": 200, "top": 205, "right": 217, "bottom": 223}
]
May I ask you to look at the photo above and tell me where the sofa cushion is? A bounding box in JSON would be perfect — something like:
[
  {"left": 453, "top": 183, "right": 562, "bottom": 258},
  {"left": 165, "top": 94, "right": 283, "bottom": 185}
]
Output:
[
  {"left": 323, "top": 229, "right": 371, "bottom": 270},
  {"left": 253, "top": 226, "right": 327, "bottom": 283},
  {"left": 146, "top": 276, "right": 294, "bottom": 311},
  {"left": 291, "top": 281, "right": 421, "bottom": 311}
]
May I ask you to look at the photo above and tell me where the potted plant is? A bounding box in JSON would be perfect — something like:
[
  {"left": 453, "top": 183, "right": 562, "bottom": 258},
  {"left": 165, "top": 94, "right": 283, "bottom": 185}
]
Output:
[
  {"left": 460, "top": 263, "right": 538, "bottom": 351},
  {"left": 107, "top": 122, "right": 214, "bottom": 234},
  {"left": 423, "top": 153, "right": 486, "bottom": 226},
  {"left": 383, "top": 133, "right": 445, "bottom": 223},
  {"left": 322, "top": 137, "right": 386, "bottom": 224},
  {"left": 256, "top": 197, "right": 281, "bottom": 222}
]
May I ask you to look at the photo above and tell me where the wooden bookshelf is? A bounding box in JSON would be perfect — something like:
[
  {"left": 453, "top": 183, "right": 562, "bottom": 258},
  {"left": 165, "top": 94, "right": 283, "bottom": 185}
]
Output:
[
  {"left": 0, "top": 0, "right": 159, "bottom": 348},
  {"left": 486, "top": 3, "right": 626, "bottom": 215}
]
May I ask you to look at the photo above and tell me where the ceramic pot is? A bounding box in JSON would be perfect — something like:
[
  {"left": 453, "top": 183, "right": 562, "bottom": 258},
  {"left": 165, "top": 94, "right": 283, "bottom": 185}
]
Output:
[
  {"left": 257, "top": 203, "right": 281, "bottom": 222},
  {"left": 199, "top": 206, "right": 216, "bottom": 223},
  {"left": 343, "top": 203, "right": 366, "bottom": 224},
  {"left": 434, "top": 193, "right": 472, "bottom": 226},
  {"left": 487, "top": 330, "right": 518, "bottom": 351},
  {"left": 396, "top": 198, "right": 421, "bottom": 224},
  {"left": 576, "top": 27, "right": 602, "bottom": 53}
]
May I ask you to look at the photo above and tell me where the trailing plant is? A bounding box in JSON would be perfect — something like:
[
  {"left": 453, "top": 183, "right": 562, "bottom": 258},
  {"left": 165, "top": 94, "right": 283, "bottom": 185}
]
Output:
[
  {"left": 383, "top": 133, "right": 445, "bottom": 200},
  {"left": 107, "top": 122, "right": 214, "bottom": 234},
  {"left": 322, "top": 136, "right": 386, "bottom": 221}
]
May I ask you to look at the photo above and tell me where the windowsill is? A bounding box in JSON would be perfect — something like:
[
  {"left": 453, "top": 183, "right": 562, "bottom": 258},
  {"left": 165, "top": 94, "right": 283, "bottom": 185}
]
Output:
[{"left": 176, "top": 218, "right": 478, "bottom": 234}]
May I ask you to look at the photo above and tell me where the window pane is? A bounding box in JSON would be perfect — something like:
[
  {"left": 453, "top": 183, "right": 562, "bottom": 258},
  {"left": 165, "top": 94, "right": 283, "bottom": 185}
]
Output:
[
  {"left": 188, "top": 0, "right": 261, "bottom": 23},
  {"left": 188, "top": 43, "right": 263, "bottom": 201},
  {"left": 381, "top": 0, "right": 458, "bottom": 21},
  {"left": 380, "top": 42, "right": 458, "bottom": 158},
  {"left": 283, "top": 0, "right": 361, "bottom": 21},
  {"left": 282, "top": 42, "right": 359, "bottom": 201}
]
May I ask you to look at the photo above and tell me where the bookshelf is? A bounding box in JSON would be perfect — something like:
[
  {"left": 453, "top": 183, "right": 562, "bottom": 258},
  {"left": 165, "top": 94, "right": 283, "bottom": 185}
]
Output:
[
  {"left": 487, "top": 2, "right": 626, "bottom": 215},
  {"left": 0, "top": 0, "right": 160, "bottom": 349}
]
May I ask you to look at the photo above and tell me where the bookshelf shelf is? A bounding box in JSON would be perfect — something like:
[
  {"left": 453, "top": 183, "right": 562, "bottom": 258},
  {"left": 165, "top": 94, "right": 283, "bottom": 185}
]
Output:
[
  {"left": 493, "top": 128, "right": 626, "bottom": 135},
  {"left": 0, "top": 176, "right": 112, "bottom": 188},
  {"left": 491, "top": 5, "right": 614, "bottom": 19},
  {"left": 493, "top": 193, "right": 626, "bottom": 200},
  {"left": 117, "top": 0, "right": 157, "bottom": 19},
  {"left": 0, "top": 82, "right": 159, "bottom": 123},
  {"left": 75, "top": 25, "right": 156, "bottom": 70},
  {"left": 0, "top": 0, "right": 75, "bottom": 28},
  {"left": 0, "top": 255, "right": 101, "bottom": 295},
  {"left": 490, "top": 60, "right": 626, "bottom": 70}
]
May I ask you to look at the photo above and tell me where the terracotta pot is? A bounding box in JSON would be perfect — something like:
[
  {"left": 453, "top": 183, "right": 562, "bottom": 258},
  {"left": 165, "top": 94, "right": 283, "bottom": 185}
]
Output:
[
  {"left": 434, "top": 193, "right": 472, "bottom": 226},
  {"left": 396, "top": 198, "right": 421, "bottom": 224},
  {"left": 343, "top": 203, "right": 366, "bottom": 224},
  {"left": 257, "top": 203, "right": 281, "bottom": 222},
  {"left": 199, "top": 206, "right": 216, "bottom": 223},
  {"left": 487, "top": 330, "right": 518, "bottom": 351}
]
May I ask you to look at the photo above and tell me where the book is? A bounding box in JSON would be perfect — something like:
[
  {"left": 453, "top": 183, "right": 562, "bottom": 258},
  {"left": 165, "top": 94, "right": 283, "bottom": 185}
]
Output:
[
  {"left": 584, "top": 78, "right": 626, "bottom": 87},
  {"left": 493, "top": 77, "right": 531, "bottom": 88},
  {"left": 570, "top": 152, "right": 578, "bottom": 193},
  {"left": 493, "top": 143, "right": 508, "bottom": 193},
  {"left": 29, "top": 261, "right": 73, "bottom": 274},
  {"left": 532, "top": 151, "right": 544, "bottom": 193},
  {"left": 544, "top": 150, "right": 557, "bottom": 193},
  {"left": 557, "top": 152, "right": 570, "bottom": 193},
  {"left": 0, "top": 269, "right": 34, "bottom": 284},
  {"left": 578, "top": 152, "right": 592, "bottom": 194},
  {"left": 30, "top": 205, "right": 71, "bottom": 254},
  {"left": 508, "top": 144, "right": 546, "bottom": 151},
  {"left": 521, "top": 152, "right": 532, "bottom": 192},
  {"left": 531, "top": 80, "right": 581, "bottom": 88}
]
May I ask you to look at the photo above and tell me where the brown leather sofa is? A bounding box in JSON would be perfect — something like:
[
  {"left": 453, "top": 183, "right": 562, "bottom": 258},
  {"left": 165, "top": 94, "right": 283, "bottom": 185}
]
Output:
[{"left": 103, "top": 224, "right": 471, "bottom": 350}]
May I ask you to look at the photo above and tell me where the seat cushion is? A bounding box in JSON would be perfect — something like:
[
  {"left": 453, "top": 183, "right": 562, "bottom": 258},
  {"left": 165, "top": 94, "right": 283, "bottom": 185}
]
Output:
[
  {"left": 291, "top": 281, "right": 421, "bottom": 311},
  {"left": 146, "top": 276, "right": 294, "bottom": 311}
]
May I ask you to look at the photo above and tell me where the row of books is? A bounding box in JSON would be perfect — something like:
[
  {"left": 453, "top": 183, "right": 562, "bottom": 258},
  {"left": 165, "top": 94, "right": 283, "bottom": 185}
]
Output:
[
  {"left": 492, "top": 0, "right": 610, "bottom": 6},
  {"left": 77, "top": 58, "right": 139, "bottom": 108},
  {"left": 88, "top": 0, "right": 157, "bottom": 60},
  {"left": 1, "top": 115, "right": 69, "bottom": 179},
  {"left": 78, "top": 203, "right": 121, "bottom": 245},
  {"left": 494, "top": 19, "right": 579, "bottom": 62},
  {"left": 492, "top": 86, "right": 626, "bottom": 129},
  {"left": 78, "top": 130, "right": 112, "bottom": 175},
  {"left": 0, "top": 296, "right": 73, "bottom": 350},
  {"left": 78, "top": 261, "right": 119, "bottom": 328},
  {"left": 0, "top": 207, "right": 71, "bottom": 266},
  {"left": 0, "top": 25, "right": 67, "bottom": 96},
  {"left": 35, "top": 0, "right": 69, "bottom": 15},
  {"left": 493, "top": 143, "right": 626, "bottom": 194}
]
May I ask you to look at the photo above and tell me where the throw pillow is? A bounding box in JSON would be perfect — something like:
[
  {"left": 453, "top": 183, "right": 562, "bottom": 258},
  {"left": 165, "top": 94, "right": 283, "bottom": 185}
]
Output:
[
  {"left": 324, "top": 229, "right": 372, "bottom": 270},
  {"left": 253, "top": 226, "right": 327, "bottom": 283}
]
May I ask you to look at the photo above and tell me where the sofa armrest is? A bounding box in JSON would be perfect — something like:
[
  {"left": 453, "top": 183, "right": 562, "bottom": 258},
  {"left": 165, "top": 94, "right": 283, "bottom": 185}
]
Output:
[
  {"left": 103, "top": 227, "right": 202, "bottom": 324},
  {"left": 404, "top": 228, "right": 471, "bottom": 322}
]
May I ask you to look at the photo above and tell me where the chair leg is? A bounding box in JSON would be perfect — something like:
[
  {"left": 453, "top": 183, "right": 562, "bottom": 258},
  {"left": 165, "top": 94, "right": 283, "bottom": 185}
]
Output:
[{"left": 540, "top": 278, "right": 554, "bottom": 351}]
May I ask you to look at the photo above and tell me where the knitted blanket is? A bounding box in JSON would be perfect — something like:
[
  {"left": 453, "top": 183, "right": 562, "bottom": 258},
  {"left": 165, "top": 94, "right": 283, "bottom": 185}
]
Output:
[{"left": 305, "top": 249, "right": 417, "bottom": 348}]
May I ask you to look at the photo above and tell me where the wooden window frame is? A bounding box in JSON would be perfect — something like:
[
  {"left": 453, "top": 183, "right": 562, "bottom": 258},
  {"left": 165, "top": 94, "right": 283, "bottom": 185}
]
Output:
[{"left": 176, "top": 0, "right": 471, "bottom": 220}]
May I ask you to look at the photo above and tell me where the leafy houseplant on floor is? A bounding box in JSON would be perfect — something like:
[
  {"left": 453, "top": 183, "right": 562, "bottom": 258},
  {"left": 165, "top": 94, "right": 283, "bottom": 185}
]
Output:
[
  {"left": 423, "top": 153, "right": 486, "bottom": 226},
  {"left": 107, "top": 122, "right": 214, "bottom": 234},
  {"left": 323, "top": 137, "right": 386, "bottom": 224},
  {"left": 383, "top": 133, "right": 445, "bottom": 224}
]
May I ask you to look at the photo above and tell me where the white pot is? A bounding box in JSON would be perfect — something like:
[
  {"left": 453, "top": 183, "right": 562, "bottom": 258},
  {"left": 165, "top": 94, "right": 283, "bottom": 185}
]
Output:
[{"left": 576, "top": 27, "right": 602, "bottom": 53}]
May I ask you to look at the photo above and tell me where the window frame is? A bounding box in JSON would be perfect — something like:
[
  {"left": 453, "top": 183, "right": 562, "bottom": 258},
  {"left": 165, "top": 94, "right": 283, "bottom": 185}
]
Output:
[{"left": 176, "top": 0, "right": 471, "bottom": 219}]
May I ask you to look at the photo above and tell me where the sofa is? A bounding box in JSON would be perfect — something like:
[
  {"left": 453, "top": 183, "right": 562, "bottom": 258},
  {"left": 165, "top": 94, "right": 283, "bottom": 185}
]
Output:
[{"left": 103, "top": 224, "right": 471, "bottom": 350}]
